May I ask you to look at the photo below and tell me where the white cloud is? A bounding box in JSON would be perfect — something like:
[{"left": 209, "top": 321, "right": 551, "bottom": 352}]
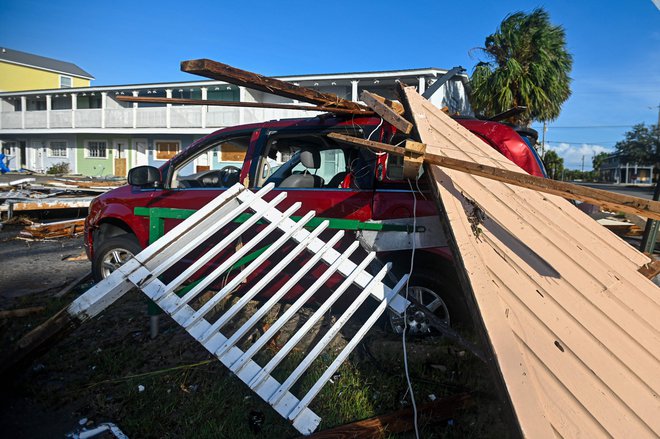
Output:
[{"left": 546, "top": 143, "right": 614, "bottom": 170}]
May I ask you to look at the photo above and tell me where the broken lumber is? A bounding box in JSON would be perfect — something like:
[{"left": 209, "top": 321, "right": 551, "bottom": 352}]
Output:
[
  {"left": 53, "top": 271, "right": 93, "bottom": 299},
  {"left": 0, "top": 306, "right": 46, "bottom": 319},
  {"left": 21, "top": 218, "right": 85, "bottom": 240},
  {"left": 116, "top": 96, "right": 375, "bottom": 116},
  {"left": 302, "top": 393, "right": 472, "bottom": 439},
  {"left": 639, "top": 259, "right": 660, "bottom": 279},
  {"left": 0, "top": 178, "right": 35, "bottom": 187},
  {"left": 398, "top": 85, "right": 660, "bottom": 438},
  {"left": 181, "top": 58, "right": 368, "bottom": 112},
  {"left": 327, "top": 133, "right": 660, "bottom": 221},
  {"left": 360, "top": 91, "right": 412, "bottom": 134}
]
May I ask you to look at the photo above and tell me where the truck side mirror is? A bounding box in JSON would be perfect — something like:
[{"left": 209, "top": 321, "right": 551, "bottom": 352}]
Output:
[{"left": 128, "top": 165, "right": 161, "bottom": 188}]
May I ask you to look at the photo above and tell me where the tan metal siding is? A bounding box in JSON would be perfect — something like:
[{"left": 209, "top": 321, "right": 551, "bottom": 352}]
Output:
[{"left": 404, "top": 87, "right": 660, "bottom": 438}]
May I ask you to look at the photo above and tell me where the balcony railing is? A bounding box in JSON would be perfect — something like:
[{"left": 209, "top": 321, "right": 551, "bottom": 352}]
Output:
[{"left": 1, "top": 104, "right": 323, "bottom": 131}]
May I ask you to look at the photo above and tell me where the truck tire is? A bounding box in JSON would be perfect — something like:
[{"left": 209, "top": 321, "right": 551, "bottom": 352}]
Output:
[
  {"left": 388, "top": 268, "right": 471, "bottom": 335},
  {"left": 92, "top": 234, "right": 142, "bottom": 282}
]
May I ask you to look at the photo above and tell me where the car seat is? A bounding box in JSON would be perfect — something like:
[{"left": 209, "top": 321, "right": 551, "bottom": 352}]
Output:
[{"left": 279, "top": 149, "right": 325, "bottom": 188}]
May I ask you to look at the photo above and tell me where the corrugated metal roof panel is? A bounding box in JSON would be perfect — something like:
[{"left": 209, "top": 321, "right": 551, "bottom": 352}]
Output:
[{"left": 403, "top": 86, "right": 660, "bottom": 438}]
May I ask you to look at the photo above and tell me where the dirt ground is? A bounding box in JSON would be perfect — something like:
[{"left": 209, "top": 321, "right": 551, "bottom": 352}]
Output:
[{"left": 0, "top": 224, "right": 508, "bottom": 439}]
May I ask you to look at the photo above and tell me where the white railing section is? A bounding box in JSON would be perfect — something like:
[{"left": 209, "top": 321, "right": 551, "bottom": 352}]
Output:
[
  {"left": 65, "top": 183, "right": 409, "bottom": 435},
  {"left": 50, "top": 110, "right": 72, "bottom": 128}
]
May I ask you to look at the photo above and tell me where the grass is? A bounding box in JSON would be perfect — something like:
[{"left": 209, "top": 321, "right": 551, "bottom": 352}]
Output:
[{"left": 1, "top": 286, "right": 512, "bottom": 438}]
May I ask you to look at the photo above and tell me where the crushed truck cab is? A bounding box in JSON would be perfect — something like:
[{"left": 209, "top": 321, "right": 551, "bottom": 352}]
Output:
[{"left": 84, "top": 114, "right": 545, "bottom": 329}]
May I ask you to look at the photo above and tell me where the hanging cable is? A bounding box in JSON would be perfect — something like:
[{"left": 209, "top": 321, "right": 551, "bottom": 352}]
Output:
[{"left": 403, "top": 176, "right": 420, "bottom": 439}]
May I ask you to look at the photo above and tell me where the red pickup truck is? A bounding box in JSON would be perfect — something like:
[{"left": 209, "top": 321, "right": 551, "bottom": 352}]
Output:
[{"left": 84, "top": 114, "right": 544, "bottom": 332}]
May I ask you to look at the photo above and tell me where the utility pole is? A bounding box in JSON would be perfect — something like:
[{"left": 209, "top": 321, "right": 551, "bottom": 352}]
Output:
[
  {"left": 639, "top": 102, "right": 660, "bottom": 254},
  {"left": 581, "top": 155, "right": 585, "bottom": 173},
  {"left": 541, "top": 121, "right": 547, "bottom": 159}
]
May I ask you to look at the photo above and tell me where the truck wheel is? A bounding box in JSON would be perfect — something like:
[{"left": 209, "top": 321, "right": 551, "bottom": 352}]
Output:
[
  {"left": 92, "top": 234, "right": 142, "bottom": 282},
  {"left": 388, "top": 270, "right": 469, "bottom": 335}
]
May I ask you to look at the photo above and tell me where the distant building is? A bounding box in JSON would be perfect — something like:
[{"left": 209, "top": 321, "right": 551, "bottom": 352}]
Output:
[
  {"left": 0, "top": 66, "right": 470, "bottom": 176},
  {"left": 0, "top": 47, "right": 94, "bottom": 92},
  {"left": 599, "top": 153, "right": 655, "bottom": 184}
]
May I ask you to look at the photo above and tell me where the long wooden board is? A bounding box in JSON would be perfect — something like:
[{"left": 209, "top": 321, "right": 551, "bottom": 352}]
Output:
[
  {"left": 116, "top": 96, "right": 374, "bottom": 116},
  {"left": 181, "top": 59, "right": 367, "bottom": 112},
  {"left": 326, "top": 133, "right": 660, "bottom": 221},
  {"left": 400, "top": 86, "right": 660, "bottom": 438}
]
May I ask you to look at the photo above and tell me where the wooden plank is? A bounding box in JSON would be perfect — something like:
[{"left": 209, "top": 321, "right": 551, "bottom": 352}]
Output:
[
  {"left": 327, "top": 133, "right": 660, "bottom": 221},
  {"left": 639, "top": 259, "right": 660, "bottom": 279},
  {"left": 360, "top": 91, "right": 412, "bottom": 134},
  {"left": 400, "top": 85, "right": 660, "bottom": 438},
  {"left": 360, "top": 92, "right": 405, "bottom": 114},
  {"left": 181, "top": 58, "right": 368, "bottom": 111},
  {"left": 116, "top": 96, "right": 374, "bottom": 116},
  {"left": 303, "top": 393, "right": 472, "bottom": 439},
  {"left": 0, "top": 307, "right": 45, "bottom": 319}
]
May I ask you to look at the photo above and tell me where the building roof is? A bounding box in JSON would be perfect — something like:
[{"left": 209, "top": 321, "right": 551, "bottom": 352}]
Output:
[
  {"left": 0, "top": 47, "right": 94, "bottom": 80},
  {"left": 0, "top": 67, "right": 461, "bottom": 97}
]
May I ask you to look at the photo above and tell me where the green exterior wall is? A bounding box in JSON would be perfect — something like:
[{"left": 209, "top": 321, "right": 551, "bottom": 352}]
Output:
[{"left": 76, "top": 134, "right": 117, "bottom": 177}]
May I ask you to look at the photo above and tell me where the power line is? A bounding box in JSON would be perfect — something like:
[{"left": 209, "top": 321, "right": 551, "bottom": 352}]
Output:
[
  {"left": 546, "top": 140, "right": 618, "bottom": 145},
  {"left": 538, "top": 125, "right": 637, "bottom": 129}
]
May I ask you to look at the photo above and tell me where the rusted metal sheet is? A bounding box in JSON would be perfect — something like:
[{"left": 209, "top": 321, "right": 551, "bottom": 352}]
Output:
[{"left": 402, "top": 86, "right": 660, "bottom": 438}]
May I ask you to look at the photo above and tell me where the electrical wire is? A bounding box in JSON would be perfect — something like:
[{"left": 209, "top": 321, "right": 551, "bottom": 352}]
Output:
[{"left": 403, "top": 177, "right": 420, "bottom": 439}]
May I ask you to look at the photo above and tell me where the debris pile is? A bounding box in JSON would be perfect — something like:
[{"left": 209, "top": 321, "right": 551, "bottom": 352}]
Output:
[
  {"left": 4, "top": 58, "right": 660, "bottom": 438},
  {"left": 0, "top": 176, "right": 123, "bottom": 220}
]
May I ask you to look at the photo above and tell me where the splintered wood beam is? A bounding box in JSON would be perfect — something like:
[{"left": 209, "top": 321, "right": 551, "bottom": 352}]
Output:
[
  {"left": 639, "top": 259, "right": 660, "bottom": 279},
  {"left": 115, "top": 96, "right": 374, "bottom": 116},
  {"left": 181, "top": 58, "right": 368, "bottom": 112},
  {"left": 302, "top": 393, "right": 472, "bottom": 439},
  {"left": 360, "top": 91, "right": 412, "bottom": 134},
  {"left": 327, "top": 133, "right": 660, "bottom": 221}
]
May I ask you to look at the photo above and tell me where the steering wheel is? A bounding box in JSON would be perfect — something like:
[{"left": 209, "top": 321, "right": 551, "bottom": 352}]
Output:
[{"left": 219, "top": 165, "right": 241, "bottom": 187}]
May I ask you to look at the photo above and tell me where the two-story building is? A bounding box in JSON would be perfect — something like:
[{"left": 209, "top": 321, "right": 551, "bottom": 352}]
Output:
[
  {"left": 0, "top": 61, "right": 470, "bottom": 176},
  {"left": 0, "top": 47, "right": 94, "bottom": 92}
]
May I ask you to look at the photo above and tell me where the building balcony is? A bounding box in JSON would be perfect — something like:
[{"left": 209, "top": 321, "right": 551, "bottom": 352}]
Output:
[{"left": 0, "top": 104, "right": 317, "bottom": 132}]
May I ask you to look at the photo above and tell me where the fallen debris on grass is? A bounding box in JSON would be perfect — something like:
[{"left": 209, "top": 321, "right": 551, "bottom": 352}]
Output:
[
  {"left": 0, "top": 306, "right": 46, "bottom": 319},
  {"left": 3, "top": 183, "right": 410, "bottom": 435},
  {"left": 302, "top": 393, "right": 472, "bottom": 439}
]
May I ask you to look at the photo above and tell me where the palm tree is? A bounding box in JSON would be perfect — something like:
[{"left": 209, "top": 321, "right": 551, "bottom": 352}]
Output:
[
  {"left": 542, "top": 149, "right": 564, "bottom": 180},
  {"left": 470, "top": 8, "right": 573, "bottom": 127}
]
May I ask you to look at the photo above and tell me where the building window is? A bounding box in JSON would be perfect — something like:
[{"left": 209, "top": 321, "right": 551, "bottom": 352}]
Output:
[
  {"left": 155, "top": 141, "right": 180, "bottom": 160},
  {"left": 60, "top": 75, "right": 72, "bottom": 88},
  {"left": 49, "top": 141, "right": 68, "bottom": 157},
  {"left": 86, "top": 140, "right": 107, "bottom": 158}
]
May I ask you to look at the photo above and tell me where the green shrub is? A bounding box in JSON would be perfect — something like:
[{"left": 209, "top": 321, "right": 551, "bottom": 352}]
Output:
[{"left": 46, "top": 162, "right": 70, "bottom": 175}]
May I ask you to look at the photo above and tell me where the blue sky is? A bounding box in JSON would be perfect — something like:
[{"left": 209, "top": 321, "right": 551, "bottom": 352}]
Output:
[{"left": 1, "top": 0, "right": 658, "bottom": 170}]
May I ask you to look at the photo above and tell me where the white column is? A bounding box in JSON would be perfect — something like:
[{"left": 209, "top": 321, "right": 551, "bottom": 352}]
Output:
[
  {"left": 132, "top": 91, "right": 139, "bottom": 129},
  {"left": 46, "top": 94, "right": 52, "bottom": 129},
  {"left": 351, "top": 80, "right": 359, "bottom": 102},
  {"left": 101, "top": 92, "right": 108, "bottom": 128},
  {"left": 71, "top": 93, "right": 77, "bottom": 128},
  {"left": 238, "top": 86, "right": 246, "bottom": 125},
  {"left": 20, "top": 96, "right": 26, "bottom": 129},
  {"left": 166, "top": 89, "right": 172, "bottom": 128},
  {"left": 201, "top": 87, "right": 208, "bottom": 129},
  {"left": 418, "top": 76, "right": 426, "bottom": 95}
]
